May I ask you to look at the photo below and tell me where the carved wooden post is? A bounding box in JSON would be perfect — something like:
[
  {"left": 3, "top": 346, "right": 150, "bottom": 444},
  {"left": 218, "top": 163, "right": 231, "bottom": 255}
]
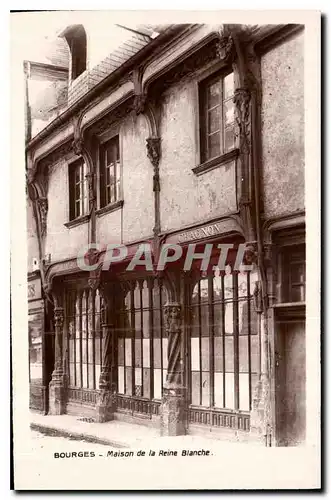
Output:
[
  {"left": 160, "top": 301, "right": 186, "bottom": 436},
  {"left": 95, "top": 282, "right": 115, "bottom": 422},
  {"left": 49, "top": 294, "right": 66, "bottom": 415}
]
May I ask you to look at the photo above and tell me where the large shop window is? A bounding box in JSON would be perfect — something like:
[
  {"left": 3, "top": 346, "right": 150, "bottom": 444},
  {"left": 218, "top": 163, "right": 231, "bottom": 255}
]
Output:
[
  {"left": 188, "top": 266, "right": 259, "bottom": 412},
  {"left": 117, "top": 278, "right": 167, "bottom": 400},
  {"left": 29, "top": 310, "right": 44, "bottom": 384},
  {"left": 99, "top": 136, "right": 121, "bottom": 208},
  {"left": 66, "top": 288, "right": 104, "bottom": 389},
  {"left": 199, "top": 71, "right": 236, "bottom": 162}
]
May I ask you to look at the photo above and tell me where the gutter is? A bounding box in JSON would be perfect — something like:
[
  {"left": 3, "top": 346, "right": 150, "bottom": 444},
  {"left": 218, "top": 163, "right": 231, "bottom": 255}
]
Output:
[{"left": 26, "top": 24, "right": 187, "bottom": 152}]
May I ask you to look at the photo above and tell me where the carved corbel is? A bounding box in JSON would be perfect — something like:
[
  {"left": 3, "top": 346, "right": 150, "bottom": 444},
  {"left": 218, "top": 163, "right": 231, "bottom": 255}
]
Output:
[
  {"left": 216, "top": 27, "right": 235, "bottom": 63},
  {"left": 36, "top": 197, "right": 48, "bottom": 237},
  {"left": 88, "top": 264, "right": 102, "bottom": 291},
  {"left": 146, "top": 137, "right": 161, "bottom": 168},
  {"left": 234, "top": 87, "right": 251, "bottom": 154}
]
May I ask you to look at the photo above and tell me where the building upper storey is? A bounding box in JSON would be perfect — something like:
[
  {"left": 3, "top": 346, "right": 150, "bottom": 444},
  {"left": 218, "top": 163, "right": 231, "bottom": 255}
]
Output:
[{"left": 26, "top": 22, "right": 305, "bottom": 271}]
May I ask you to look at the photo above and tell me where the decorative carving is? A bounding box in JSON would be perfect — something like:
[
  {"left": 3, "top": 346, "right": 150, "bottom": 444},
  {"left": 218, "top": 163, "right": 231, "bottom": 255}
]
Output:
[
  {"left": 146, "top": 137, "right": 161, "bottom": 168},
  {"left": 88, "top": 270, "right": 101, "bottom": 291},
  {"left": 85, "top": 171, "right": 95, "bottom": 205},
  {"left": 53, "top": 306, "right": 64, "bottom": 372},
  {"left": 234, "top": 88, "right": 251, "bottom": 154},
  {"left": 89, "top": 101, "right": 132, "bottom": 136},
  {"left": 164, "top": 303, "right": 182, "bottom": 386},
  {"left": 54, "top": 306, "right": 64, "bottom": 330},
  {"left": 151, "top": 39, "right": 219, "bottom": 96},
  {"left": 36, "top": 197, "right": 48, "bottom": 237},
  {"left": 72, "top": 137, "right": 84, "bottom": 156},
  {"left": 253, "top": 281, "right": 263, "bottom": 314},
  {"left": 215, "top": 31, "right": 235, "bottom": 63},
  {"left": 133, "top": 93, "right": 147, "bottom": 115}
]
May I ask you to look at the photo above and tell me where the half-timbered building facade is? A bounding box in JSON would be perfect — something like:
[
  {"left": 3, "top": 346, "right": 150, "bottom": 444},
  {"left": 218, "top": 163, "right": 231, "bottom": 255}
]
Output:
[{"left": 26, "top": 22, "right": 306, "bottom": 446}]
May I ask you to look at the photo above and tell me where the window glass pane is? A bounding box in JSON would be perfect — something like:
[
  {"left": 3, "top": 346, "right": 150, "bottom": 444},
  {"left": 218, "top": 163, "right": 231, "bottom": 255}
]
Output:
[
  {"left": 125, "top": 339, "right": 132, "bottom": 366},
  {"left": 208, "top": 106, "right": 221, "bottom": 133},
  {"left": 118, "top": 366, "right": 124, "bottom": 393},
  {"left": 201, "top": 337, "right": 209, "bottom": 371},
  {"left": 223, "top": 99, "right": 235, "bottom": 125},
  {"left": 143, "top": 339, "right": 150, "bottom": 368},
  {"left": 224, "top": 125, "right": 235, "bottom": 152},
  {"left": 162, "top": 338, "right": 168, "bottom": 369},
  {"left": 223, "top": 72, "right": 234, "bottom": 99},
  {"left": 214, "top": 373, "right": 224, "bottom": 408},
  {"left": 153, "top": 338, "right": 161, "bottom": 368},
  {"left": 214, "top": 337, "right": 223, "bottom": 372},
  {"left": 154, "top": 369, "right": 162, "bottom": 399},
  {"left": 207, "top": 132, "right": 221, "bottom": 159},
  {"left": 125, "top": 367, "right": 132, "bottom": 395},
  {"left": 191, "top": 337, "right": 200, "bottom": 371},
  {"left": 239, "top": 336, "right": 249, "bottom": 372},
  {"left": 29, "top": 312, "right": 43, "bottom": 383},
  {"left": 239, "top": 373, "right": 250, "bottom": 411},
  {"left": 207, "top": 80, "right": 222, "bottom": 108},
  {"left": 201, "top": 372, "right": 210, "bottom": 406},
  {"left": 95, "top": 364, "right": 101, "bottom": 388},
  {"left": 191, "top": 371, "right": 200, "bottom": 405},
  {"left": 225, "top": 336, "right": 234, "bottom": 372},
  {"left": 143, "top": 368, "right": 150, "bottom": 399},
  {"left": 135, "top": 339, "right": 142, "bottom": 367},
  {"left": 118, "top": 338, "right": 124, "bottom": 366},
  {"left": 290, "top": 262, "right": 305, "bottom": 284},
  {"left": 225, "top": 372, "right": 234, "bottom": 409}
]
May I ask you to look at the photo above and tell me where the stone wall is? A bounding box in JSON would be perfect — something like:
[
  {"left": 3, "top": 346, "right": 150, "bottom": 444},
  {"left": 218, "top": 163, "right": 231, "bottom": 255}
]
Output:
[{"left": 261, "top": 31, "right": 304, "bottom": 218}]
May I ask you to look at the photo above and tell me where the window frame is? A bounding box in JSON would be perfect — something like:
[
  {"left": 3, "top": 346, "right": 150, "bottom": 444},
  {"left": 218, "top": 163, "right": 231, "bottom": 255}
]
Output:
[
  {"left": 193, "top": 66, "right": 239, "bottom": 176},
  {"left": 67, "top": 157, "right": 89, "bottom": 226},
  {"left": 97, "top": 133, "right": 123, "bottom": 216}
]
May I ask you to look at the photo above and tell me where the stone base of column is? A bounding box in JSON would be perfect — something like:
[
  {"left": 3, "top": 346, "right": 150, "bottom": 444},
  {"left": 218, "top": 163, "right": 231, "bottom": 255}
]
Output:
[
  {"left": 49, "top": 373, "right": 65, "bottom": 415},
  {"left": 160, "top": 385, "right": 186, "bottom": 437},
  {"left": 249, "top": 376, "right": 272, "bottom": 446},
  {"left": 95, "top": 390, "right": 114, "bottom": 423}
]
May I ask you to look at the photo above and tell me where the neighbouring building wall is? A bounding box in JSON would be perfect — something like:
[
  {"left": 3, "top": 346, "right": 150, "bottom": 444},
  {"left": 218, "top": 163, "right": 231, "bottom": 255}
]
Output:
[
  {"left": 261, "top": 31, "right": 304, "bottom": 218},
  {"left": 27, "top": 196, "right": 40, "bottom": 273},
  {"left": 159, "top": 77, "right": 237, "bottom": 233}
]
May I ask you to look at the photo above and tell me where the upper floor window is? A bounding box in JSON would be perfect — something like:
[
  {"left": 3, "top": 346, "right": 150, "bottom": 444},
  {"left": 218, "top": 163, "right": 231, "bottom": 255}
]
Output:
[
  {"left": 282, "top": 245, "right": 306, "bottom": 303},
  {"left": 99, "top": 136, "right": 121, "bottom": 208},
  {"left": 68, "top": 158, "right": 88, "bottom": 220},
  {"left": 199, "top": 71, "right": 235, "bottom": 163},
  {"left": 63, "top": 24, "right": 87, "bottom": 81}
]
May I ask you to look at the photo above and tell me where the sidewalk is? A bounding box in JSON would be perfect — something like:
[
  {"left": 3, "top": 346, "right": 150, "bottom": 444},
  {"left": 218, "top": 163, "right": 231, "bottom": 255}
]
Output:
[
  {"left": 30, "top": 412, "right": 159, "bottom": 448},
  {"left": 30, "top": 411, "right": 249, "bottom": 449}
]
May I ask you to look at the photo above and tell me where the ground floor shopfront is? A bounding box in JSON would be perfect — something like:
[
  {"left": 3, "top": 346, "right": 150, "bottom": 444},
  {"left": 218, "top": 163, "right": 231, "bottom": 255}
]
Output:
[{"left": 28, "top": 216, "right": 306, "bottom": 447}]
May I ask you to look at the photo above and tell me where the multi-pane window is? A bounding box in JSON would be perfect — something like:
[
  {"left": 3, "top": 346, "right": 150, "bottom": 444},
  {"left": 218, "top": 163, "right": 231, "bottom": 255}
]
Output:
[
  {"left": 282, "top": 245, "right": 306, "bottom": 302},
  {"left": 99, "top": 136, "right": 121, "bottom": 208},
  {"left": 117, "top": 278, "right": 167, "bottom": 400},
  {"left": 69, "top": 159, "right": 88, "bottom": 220},
  {"left": 188, "top": 266, "right": 259, "bottom": 412},
  {"left": 66, "top": 288, "right": 104, "bottom": 390},
  {"left": 200, "top": 71, "right": 236, "bottom": 162}
]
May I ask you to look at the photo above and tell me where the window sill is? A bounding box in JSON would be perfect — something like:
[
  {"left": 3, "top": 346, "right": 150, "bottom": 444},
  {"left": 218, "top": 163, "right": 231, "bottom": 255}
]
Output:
[
  {"left": 96, "top": 200, "right": 124, "bottom": 217},
  {"left": 64, "top": 214, "right": 90, "bottom": 229},
  {"left": 193, "top": 148, "right": 239, "bottom": 176}
]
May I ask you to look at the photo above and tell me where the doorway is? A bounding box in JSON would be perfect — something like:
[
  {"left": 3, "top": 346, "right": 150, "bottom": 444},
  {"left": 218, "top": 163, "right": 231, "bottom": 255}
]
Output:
[{"left": 275, "top": 320, "right": 306, "bottom": 446}]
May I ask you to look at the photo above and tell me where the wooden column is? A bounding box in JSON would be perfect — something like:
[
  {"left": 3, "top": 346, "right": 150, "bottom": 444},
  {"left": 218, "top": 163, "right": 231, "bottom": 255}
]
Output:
[
  {"left": 49, "top": 290, "right": 66, "bottom": 415},
  {"left": 160, "top": 271, "right": 186, "bottom": 436},
  {"left": 95, "top": 282, "right": 116, "bottom": 423}
]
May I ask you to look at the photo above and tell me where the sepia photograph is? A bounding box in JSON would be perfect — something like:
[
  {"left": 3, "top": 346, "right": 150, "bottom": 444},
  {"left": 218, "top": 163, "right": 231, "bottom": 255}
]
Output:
[{"left": 11, "top": 9, "right": 321, "bottom": 490}]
